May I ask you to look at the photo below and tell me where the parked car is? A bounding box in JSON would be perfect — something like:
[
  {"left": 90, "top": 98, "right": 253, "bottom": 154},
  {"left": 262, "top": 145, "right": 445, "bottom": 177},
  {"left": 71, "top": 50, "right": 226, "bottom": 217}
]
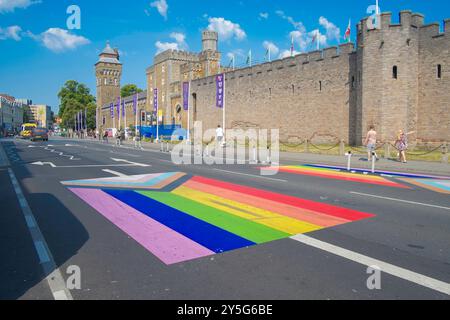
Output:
[{"left": 31, "top": 128, "right": 49, "bottom": 142}]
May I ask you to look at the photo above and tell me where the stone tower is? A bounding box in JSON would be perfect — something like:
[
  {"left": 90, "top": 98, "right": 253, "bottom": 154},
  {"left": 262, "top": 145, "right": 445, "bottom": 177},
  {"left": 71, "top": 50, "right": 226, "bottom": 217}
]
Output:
[
  {"left": 199, "top": 30, "right": 221, "bottom": 76},
  {"left": 95, "top": 41, "right": 122, "bottom": 129},
  {"left": 356, "top": 11, "right": 421, "bottom": 144}
]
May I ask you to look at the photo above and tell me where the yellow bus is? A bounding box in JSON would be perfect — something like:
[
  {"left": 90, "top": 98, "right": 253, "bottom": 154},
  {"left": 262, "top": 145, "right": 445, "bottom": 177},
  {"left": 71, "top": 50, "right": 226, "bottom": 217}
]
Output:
[{"left": 20, "top": 123, "right": 37, "bottom": 139}]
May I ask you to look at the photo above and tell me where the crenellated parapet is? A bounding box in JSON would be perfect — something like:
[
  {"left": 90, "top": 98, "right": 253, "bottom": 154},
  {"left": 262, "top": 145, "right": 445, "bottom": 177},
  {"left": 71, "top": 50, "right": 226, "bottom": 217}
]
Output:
[{"left": 153, "top": 49, "right": 199, "bottom": 65}]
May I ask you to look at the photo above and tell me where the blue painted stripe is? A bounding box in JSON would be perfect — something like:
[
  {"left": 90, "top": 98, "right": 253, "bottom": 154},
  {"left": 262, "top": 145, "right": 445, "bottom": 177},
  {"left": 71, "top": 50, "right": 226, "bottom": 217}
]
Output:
[
  {"left": 104, "top": 189, "right": 255, "bottom": 253},
  {"left": 305, "top": 164, "right": 450, "bottom": 180},
  {"left": 416, "top": 179, "right": 450, "bottom": 191},
  {"left": 34, "top": 241, "right": 50, "bottom": 264},
  {"left": 64, "top": 173, "right": 177, "bottom": 187}
]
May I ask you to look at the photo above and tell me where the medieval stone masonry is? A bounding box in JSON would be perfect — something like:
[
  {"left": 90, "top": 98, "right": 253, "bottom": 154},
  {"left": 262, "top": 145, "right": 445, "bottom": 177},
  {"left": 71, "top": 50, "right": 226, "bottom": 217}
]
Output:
[{"left": 96, "top": 10, "right": 449, "bottom": 145}]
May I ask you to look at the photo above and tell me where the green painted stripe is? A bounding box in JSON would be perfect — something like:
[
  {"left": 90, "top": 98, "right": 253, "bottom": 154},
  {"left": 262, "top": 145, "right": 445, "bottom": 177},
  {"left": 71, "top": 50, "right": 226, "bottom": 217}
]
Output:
[{"left": 138, "top": 191, "right": 289, "bottom": 244}]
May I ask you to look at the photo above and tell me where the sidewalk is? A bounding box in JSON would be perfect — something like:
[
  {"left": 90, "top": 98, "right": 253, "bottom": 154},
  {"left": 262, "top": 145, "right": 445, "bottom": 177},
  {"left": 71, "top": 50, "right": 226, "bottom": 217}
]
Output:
[{"left": 62, "top": 137, "right": 450, "bottom": 177}]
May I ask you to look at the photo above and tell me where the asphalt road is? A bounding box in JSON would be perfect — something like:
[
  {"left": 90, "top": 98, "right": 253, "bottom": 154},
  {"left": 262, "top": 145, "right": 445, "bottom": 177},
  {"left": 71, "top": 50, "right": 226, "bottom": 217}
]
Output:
[{"left": 1, "top": 137, "right": 449, "bottom": 300}]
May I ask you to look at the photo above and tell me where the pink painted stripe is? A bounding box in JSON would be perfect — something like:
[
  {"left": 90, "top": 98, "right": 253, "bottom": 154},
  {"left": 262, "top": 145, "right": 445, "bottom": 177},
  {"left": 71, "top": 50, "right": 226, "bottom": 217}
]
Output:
[{"left": 69, "top": 188, "right": 214, "bottom": 265}]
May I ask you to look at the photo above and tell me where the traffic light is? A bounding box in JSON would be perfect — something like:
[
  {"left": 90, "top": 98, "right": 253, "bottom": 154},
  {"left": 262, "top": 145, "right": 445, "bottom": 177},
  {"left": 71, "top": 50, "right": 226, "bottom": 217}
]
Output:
[{"left": 141, "top": 111, "right": 146, "bottom": 122}]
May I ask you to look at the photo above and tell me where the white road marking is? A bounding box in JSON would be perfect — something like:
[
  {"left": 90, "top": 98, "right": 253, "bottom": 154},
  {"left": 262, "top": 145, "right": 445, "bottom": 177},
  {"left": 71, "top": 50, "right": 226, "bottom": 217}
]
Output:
[
  {"left": 291, "top": 234, "right": 450, "bottom": 296},
  {"left": 213, "top": 169, "right": 287, "bottom": 182},
  {"left": 102, "top": 169, "right": 128, "bottom": 177},
  {"left": 350, "top": 191, "right": 450, "bottom": 211},
  {"left": 31, "top": 161, "right": 146, "bottom": 169},
  {"left": 8, "top": 168, "right": 73, "bottom": 300},
  {"left": 110, "top": 158, "right": 150, "bottom": 167}
]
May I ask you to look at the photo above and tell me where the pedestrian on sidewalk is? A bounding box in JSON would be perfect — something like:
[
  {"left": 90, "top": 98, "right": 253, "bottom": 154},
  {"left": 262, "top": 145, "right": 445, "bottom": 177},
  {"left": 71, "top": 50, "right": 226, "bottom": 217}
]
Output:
[
  {"left": 134, "top": 130, "right": 142, "bottom": 149},
  {"left": 115, "top": 129, "right": 122, "bottom": 147},
  {"left": 103, "top": 130, "right": 109, "bottom": 144},
  {"left": 395, "top": 130, "right": 415, "bottom": 163},
  {"left": 364, "top": 125, "right": 378, "bottom": 162}
]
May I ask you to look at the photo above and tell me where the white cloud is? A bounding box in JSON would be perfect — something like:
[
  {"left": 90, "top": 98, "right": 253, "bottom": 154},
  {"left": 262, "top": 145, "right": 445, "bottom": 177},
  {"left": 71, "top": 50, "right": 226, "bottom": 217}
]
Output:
[
  {"left": 207, "top": 17, "right": 246, "bottom": 41},
  {"left": 37, "top": 28, "right": 90, "bottom": 52},
  {"left": 290, "top": 30, "right": 308, "bottom": 51},
  {"left": 155, "top": 32, "right": 187, "bottom": 54},
  {"left": 0, "top": 0, "right": 40, "bottom": 13},
  {"left": 0, "top": 25, "right": 22, "bottom": 41},
  {"left": 155, "top": 41, "right": 178, "bottom": 53},
  {"left": 263, "top": 41, "right": 279, "bottom": 57},
  {"left": 150, "top": 0, "right": 168, "bottom": 20},
  {"left": 276, "top": 10, "right": 305, "bottom": 31},
  {"left": 319, "top": 16, "right": 340, "bottom": 41},
  {"left": 259, "top": 12, "right": 269, "bottom": 20},
  {"left": 170, "top": 32, "right": 186, "bottom": 46}
]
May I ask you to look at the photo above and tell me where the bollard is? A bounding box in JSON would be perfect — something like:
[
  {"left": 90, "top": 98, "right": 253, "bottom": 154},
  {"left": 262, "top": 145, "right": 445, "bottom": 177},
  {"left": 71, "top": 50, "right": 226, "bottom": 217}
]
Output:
[
  {"left": 442, "top": 143, "right": 449, "bottom": 164},
  {"left": 345, "top": 151, "right": 352, "bottom": 171},
  {"left": 267, "top": 147, "right": 271, "bottom": 164},
  {"left": 371, "top": 151, "right": 376, "bottom": 174}
]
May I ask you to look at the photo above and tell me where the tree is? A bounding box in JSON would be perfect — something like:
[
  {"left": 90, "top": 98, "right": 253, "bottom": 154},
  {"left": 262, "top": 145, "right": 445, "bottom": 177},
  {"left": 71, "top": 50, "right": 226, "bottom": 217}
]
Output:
[
  {"left": 121, "top": 84, "right": 143, "bottom": 98},
  {"left": 58, "top": 80, "right": 96, "bottom": 129}
]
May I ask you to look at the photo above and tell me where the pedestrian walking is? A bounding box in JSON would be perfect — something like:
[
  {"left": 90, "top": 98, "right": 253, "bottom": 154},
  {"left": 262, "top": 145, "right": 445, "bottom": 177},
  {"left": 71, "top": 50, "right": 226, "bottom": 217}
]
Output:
[
  {"left": 364, "top": 125, "right": 378, "bottom": 161},
  {"left": 395, "top": 130, "right": 414, "bottom": 163}
]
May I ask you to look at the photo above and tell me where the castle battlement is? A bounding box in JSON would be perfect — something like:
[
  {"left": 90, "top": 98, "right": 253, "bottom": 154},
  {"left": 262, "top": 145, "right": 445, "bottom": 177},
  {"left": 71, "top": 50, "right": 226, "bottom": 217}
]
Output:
[
  {"left": 153, "top": 49, "right": 199, "bottom": 65},
  {"left": 357, "top": 10, "right": 449, "bottom": 39},
  {"left": 192, "top": 43, "right": 355, "bottom": 86}
]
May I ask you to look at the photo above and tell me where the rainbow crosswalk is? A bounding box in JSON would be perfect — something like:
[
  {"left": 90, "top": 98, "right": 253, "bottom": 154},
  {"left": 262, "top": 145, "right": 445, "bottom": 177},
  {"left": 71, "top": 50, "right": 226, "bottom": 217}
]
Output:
[
  {"left": 65, "top": 173, "right": 375, "bottom": 265},
  {"left": 262, "top": 165, "right": 409, "bottom": 188},
  {"left": 399, "top": 178, "right": 450, "bottom": 194}
]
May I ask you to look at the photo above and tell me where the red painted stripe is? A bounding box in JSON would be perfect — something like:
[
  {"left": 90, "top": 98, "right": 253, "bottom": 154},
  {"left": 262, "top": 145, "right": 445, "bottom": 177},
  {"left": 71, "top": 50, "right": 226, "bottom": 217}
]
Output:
[
  {"left": 276, "top": 167, "right": 409, "bottom": 189},
  {"left": 191, "top": 176, "right": 375, "bottom": 221}
]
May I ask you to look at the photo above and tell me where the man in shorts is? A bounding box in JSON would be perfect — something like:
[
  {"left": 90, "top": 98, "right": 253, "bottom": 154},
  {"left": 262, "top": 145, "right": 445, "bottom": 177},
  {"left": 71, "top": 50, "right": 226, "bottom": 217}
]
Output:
[{"left": 364, "top": 125, "right": 378, "bottom": 162}]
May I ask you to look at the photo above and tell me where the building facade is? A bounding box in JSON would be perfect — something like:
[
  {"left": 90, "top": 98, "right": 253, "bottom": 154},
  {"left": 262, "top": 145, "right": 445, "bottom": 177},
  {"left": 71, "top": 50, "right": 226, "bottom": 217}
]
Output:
[
  {"left": 0, "top": 95, "right": 24, "bottom": 134},
  {"left": 97, "top": 10, "right": 450, "bottom": 144}
]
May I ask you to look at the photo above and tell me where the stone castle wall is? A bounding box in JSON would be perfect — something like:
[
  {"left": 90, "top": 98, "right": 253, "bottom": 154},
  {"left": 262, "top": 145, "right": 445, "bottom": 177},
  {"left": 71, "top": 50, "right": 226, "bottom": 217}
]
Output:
[{"left": 191, "top": 44, "right": 356, "bottom": 143}]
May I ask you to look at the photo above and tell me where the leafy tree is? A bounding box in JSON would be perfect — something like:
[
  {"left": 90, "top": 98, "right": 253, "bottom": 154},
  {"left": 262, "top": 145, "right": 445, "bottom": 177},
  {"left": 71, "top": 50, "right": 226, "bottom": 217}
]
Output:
[
  {"left": 57, "top": 80, "right": 96, "bottom": 129},
  {"left": 121, "top": 84, "right": 143, "bottom": 98}
]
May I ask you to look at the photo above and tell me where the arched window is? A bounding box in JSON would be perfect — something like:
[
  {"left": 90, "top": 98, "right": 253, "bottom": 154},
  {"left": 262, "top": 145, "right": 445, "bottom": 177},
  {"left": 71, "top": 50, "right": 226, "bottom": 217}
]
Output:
[
  {"left": 319, "top": 81, "right": 322, "bottom": 91},
  {"left": 351, "top": 76, "right": 355, "bottom": 88},
  {"left": 393, "top": 66, "right": 398, "bottom": 79},
  {"left": 437, "top": 64, "right": 442, "bottom": 79}
]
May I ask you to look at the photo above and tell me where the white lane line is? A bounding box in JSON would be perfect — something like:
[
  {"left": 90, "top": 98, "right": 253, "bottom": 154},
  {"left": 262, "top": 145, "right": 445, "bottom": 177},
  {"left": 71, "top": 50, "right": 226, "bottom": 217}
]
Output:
[
  {"left": 291, "top": 234, "right": 450, "bottom": 296},
  {"left": 8, "top": 168, "right": 73, "bottom": 300},
  {"left": 213, "top": 169, "right": 287, "bottom": 182},
  {"left": 102, "top": 169, "right": 128, "bottom": 177},
  {"left": 350, "top": 191, "right": 450, "bottom": 211},
  {"left": 110, "top": 158, "right": 150, "bottom": 167}
]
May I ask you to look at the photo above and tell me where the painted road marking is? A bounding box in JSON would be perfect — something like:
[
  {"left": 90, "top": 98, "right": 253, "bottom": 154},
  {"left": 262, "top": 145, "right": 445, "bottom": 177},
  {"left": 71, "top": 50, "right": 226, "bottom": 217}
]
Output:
[
  {"left": 110, "top": 158, "right": 150, "bottom": 167},
  {"left": 8, "top": 168, "right": 73, "bottom": 300},
  {"left": 102, "top": 169, "right": 128, "bottom": 177},
  {"left": 350, "top": 192, "right": 450, "bottom": 211},
  {"left": 291, "top": 234, "right": 450, "bottom": 296},
  {"left": 67, "top": 173, "right": 374, "bottom": 265},
  {"left": 213, "top": 169, "right": 287, "bottom": 182}
]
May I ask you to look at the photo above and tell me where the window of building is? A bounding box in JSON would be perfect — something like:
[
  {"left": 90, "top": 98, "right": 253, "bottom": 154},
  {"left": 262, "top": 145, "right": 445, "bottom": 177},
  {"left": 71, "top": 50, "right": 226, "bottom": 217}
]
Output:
[
  {"left": 269, "top": 88, "right": 272, "bottom": 96},
  {"left": 393, "top": 66, "right": 398, "bottom": 79},
  {"left": 292, "top": 84, "right": 295, "bottom": 94},
  {"left": 437, "top": 64, "right": 442, "bottom": 79},
  {"left": 319, "top": 81, "right": 322, "bottom": 91},
  {"left": 351, "top": 76, "right": 355, "bottom": 88}
]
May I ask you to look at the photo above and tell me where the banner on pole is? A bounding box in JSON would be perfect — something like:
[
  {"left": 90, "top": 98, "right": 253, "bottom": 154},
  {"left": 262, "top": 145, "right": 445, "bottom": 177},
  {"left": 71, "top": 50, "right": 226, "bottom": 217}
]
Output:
[
  {"left": 153, "top": 88, "right": 158, "bottom": 112},
  {"left": 116, "top": 97, "right": 120, "bottom": 118},
  {"left": 110, "top": 103, "right": 114, "bottom": 118},
  {"left": 133, "top": 94, "right": 138, "bottom": 115},
  {"left": 183, "top": 82, "right": 189, "bottom": 111},
  {"left": 216, "top": 74, "right": 224, "bottom": 108}
]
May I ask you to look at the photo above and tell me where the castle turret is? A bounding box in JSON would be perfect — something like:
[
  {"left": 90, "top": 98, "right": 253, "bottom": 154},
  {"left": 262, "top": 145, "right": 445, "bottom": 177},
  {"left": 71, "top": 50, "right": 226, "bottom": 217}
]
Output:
[
  {"left": 95, "top": 41, "right": 122, "bottom": 129},
  {"left": 356, "top": 11, "right": 420, "bottom": 143},
  {"left": 202, "top": 30, "right": 218, "bottom": 52}
]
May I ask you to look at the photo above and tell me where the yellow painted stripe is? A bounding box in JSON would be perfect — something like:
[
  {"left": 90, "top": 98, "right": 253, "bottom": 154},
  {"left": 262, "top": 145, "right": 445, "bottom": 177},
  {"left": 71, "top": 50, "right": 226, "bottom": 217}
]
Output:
[
  {"left": 284, "top": 166, "right": 387, "bottom": 181},
  {"left": 173, "top": 186, "right": 323, "bottom": 235}
]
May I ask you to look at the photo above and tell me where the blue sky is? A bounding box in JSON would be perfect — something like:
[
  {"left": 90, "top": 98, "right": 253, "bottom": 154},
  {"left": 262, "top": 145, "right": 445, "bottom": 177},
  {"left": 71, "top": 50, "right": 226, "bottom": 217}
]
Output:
[{"left": 0, "top": 0, "right": 449, "bottom": 111}]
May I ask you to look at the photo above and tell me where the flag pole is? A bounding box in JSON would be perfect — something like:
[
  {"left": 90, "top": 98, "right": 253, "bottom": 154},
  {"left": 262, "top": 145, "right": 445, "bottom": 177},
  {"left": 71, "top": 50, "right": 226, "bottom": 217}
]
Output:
[
  {"left": 187, "top": 80, "right": 191, "bottom": 142},
  {"left": 223, "top": 73, "right": 226, "bottom": 146}
]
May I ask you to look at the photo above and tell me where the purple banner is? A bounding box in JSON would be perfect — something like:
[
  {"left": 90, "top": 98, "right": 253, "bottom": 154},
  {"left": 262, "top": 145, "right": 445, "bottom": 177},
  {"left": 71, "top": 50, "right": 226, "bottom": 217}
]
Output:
[
  {"left": 216, "top": 74, "right": 224, "bottom": 108},
  {"left": 183, "top": 82, "right": 189, "bottom": 111},
  {"left": 116, "top": 97, "right": 120, "bottom": 118},
  {"left": 153, "top": 88, "right": 158, "bottom": 113},
  {"left": 110, "top": 103, "right": 114, "bottom": 118},
  {"left": 122, "top": 99, "right": 125, "bottom": 117},
  {"left": 133, "top": 94, "right": 138, "bottom": 115}
]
